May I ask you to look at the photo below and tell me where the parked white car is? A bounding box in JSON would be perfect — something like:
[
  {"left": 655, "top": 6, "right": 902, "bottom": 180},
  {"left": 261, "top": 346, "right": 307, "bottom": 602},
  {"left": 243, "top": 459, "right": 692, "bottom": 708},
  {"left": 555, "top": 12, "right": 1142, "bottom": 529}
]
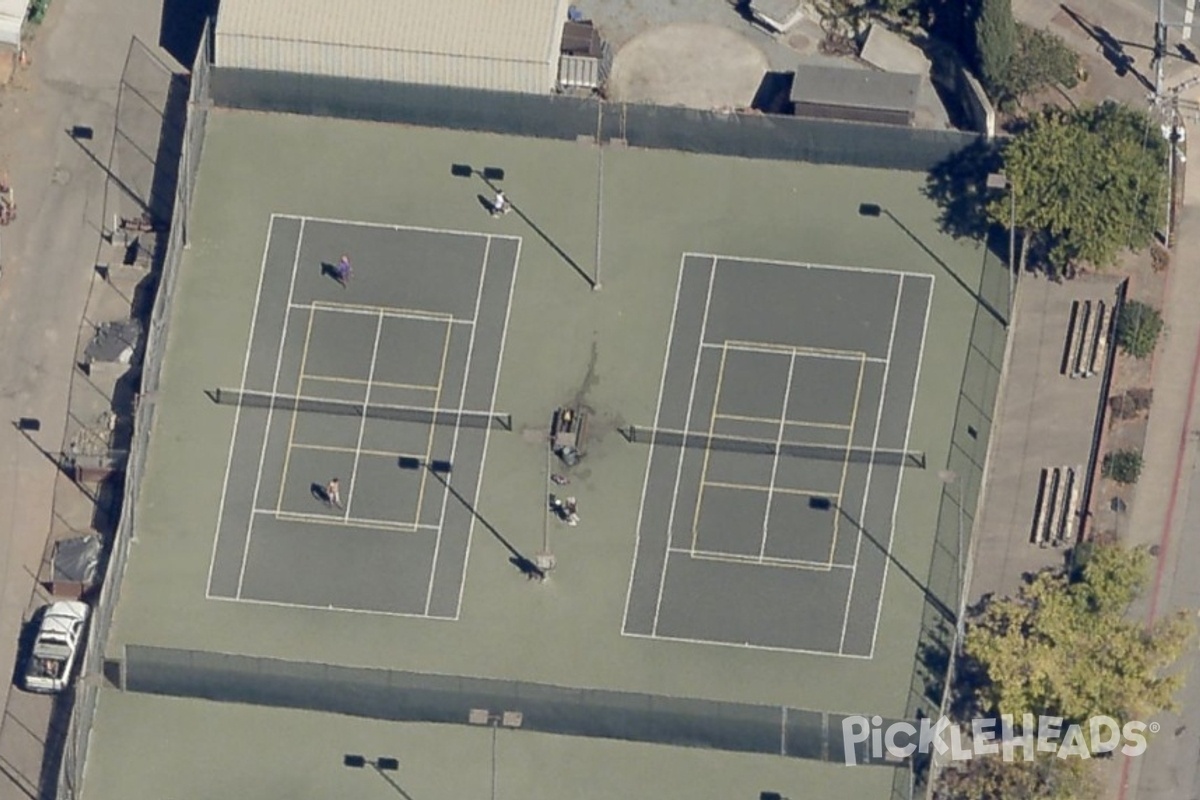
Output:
[{"left": 23, "top": 601, "right": 89, "bottom": 693}]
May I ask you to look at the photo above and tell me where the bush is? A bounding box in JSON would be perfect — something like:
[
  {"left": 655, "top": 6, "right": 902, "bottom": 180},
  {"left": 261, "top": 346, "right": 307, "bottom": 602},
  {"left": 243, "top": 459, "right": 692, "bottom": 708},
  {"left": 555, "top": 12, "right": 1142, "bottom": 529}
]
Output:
[
  {"left": 27, "top": 0, "right": 49, "bottom": 24},
  {"left": 1103, "top": 449, "right": 1144, "bottom": 484},
  {"left": 1117, "top": 301, "right": 1164, "bottom": 360}
]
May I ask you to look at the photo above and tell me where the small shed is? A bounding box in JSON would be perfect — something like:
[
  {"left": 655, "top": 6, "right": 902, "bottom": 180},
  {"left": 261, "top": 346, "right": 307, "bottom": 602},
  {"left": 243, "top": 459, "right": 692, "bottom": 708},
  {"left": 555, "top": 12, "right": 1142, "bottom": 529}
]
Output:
[
  {"left": 790, "top": 65, "right": 921, "bottom": 127},
  {"left": 215, "top": 0, "right": 572, "bottom": 95},
  {"left": 0, "top": 0, "right": 25, "bottom": 49}
]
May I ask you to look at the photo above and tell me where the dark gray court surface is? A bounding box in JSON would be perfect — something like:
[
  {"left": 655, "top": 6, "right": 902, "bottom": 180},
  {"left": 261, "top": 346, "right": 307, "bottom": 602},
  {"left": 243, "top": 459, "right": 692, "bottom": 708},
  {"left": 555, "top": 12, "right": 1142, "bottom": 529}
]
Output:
[
  {"left": 624, "top": 255, "right": 931, "bottom": 657},
  {"left": 207, "top": 215, "right": 518, "bottom": 618}
]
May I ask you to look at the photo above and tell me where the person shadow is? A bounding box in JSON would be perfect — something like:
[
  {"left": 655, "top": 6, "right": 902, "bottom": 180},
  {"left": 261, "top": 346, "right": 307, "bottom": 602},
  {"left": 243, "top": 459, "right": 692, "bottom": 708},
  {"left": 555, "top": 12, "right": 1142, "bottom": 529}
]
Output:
[
  {"left": 319, "top": 262, "right": 339, "bottom": 283},
  {"left": 310, "top": 482, "right": 332, "bottom": 505},
  {"left": 477, "top": 194, "right": 500, "bottom": 215}
]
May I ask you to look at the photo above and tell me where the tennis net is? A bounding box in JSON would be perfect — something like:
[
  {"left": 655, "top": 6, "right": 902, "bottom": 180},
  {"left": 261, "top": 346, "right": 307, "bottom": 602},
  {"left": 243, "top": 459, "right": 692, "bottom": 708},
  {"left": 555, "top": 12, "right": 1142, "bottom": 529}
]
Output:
[
  {"left": 623, "top": 425, "right": 925, "bottom": 468},
  {"left": 212, "top": 388, "right": 511, "bottom": 431}
]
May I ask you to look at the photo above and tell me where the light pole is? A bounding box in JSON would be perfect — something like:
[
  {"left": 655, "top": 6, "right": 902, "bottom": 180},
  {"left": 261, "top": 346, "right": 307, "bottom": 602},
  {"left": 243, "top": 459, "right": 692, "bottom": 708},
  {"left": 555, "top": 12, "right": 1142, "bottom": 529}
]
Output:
[{"left": 987, "top": 172, "right": 1016, "bottom": 325}]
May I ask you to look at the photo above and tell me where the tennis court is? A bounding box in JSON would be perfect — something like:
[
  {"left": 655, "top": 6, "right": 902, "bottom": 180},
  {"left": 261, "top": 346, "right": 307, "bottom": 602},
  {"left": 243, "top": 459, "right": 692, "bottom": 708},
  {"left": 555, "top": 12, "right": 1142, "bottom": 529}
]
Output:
[
  {"left": 206, "top": 215, "right": 518, "bottom": 618},
  {"left": 623, "top": 255, "right": 931, "bottom": 656}
]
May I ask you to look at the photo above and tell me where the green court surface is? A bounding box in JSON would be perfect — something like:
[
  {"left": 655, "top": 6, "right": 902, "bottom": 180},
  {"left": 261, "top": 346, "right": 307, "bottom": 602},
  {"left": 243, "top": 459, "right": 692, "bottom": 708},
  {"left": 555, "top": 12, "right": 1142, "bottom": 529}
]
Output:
[{"left": 95, "top": 109, "right": 1005, "bottom": 793}]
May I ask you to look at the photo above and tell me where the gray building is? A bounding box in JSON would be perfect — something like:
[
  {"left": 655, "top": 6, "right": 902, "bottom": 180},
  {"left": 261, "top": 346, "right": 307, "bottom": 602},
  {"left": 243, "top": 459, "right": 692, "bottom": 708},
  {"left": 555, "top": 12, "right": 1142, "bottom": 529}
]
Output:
[
  {"left": 215, "top": 0, "right": 572, "bottom": 95},
  {"left": 790, "top": 66, "right": 921, "bottom": 128}
]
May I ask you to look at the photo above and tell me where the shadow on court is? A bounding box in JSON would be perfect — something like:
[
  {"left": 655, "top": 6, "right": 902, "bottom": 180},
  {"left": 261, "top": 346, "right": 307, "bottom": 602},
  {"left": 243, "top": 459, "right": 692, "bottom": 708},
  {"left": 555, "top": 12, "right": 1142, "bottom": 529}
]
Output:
[
  {"left": 310, "top": 482, "right": 332, "bottom": 505},
  {"left": 810, "top": 496, "right": 955, "bottom": 622},
  {"left": 452, "top": 163, "right": 596, "bottom": 289},
  {"left": 858, "top": 203, "right": 1006, "bottom": 329},
  {"left": 399, "top": 457, "right": 546, "bottom": 580}
]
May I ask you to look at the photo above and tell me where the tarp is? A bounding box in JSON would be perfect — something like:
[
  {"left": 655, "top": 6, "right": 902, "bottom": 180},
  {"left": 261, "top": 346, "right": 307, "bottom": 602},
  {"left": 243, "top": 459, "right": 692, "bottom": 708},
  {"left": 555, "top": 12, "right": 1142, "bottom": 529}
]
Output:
[
  {"left": 52, "top": 536, "right": 102, "bottom": 587},
  {"left": 0, "top": 0, "right": 24, "bottom": 49}
]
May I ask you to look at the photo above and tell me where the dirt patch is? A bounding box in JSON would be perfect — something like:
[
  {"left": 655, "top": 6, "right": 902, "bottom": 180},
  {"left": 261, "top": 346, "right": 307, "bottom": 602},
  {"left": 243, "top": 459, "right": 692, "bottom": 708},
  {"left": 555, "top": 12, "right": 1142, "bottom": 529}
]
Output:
[{"left": 607, "top": 22, "right": 769, "bottom": 109}]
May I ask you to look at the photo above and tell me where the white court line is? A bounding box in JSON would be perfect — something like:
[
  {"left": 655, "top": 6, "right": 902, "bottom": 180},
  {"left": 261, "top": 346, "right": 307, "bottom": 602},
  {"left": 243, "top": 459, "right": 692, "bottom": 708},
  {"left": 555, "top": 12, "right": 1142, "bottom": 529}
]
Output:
[
  {"left": 674, "top": 547, "right": 847, "bottom": 572},
  {"left": 619, "top": 628, "right": 872, "bottom": 659},
  {"left": 759, "top": 351, "right": 796, "bottom": 562},
  {"left": 274, "top": 306, "right": 317, "bottom": 515},
  {"left": 208, "top": 592, "right": 457, "bottom": 621},
  {"left": 823, "top": 352, "right": 867, "bottom": 566},
  {"left": 621, "top": 253, "right": 689, "bottom": 634},
  {"left": 259, "top": 508, "right": 438, "bottom": 533},
  {"left": 293, "top": 300, "right": 471, "bottom": 326},
  {"left": 424, "top": 235, "right": 491, "bottom": 616},
  {"left": 273, "top": 213, "right": 522, "bottom": 245},
  {"left": 687, "top": 341, "right": 728, "bottom": 558},
  {"left": 343, "top": 312, "right": 386, "bottom": 520},
  {"left": 1186, "top": 0, "right": 1195, "bottom": 41},
  {"left": 290, "top": 443, "right": 424, "bottom": 460},
  {"left": 454, "top": 235, "right": 521, "bottom": 620},
  {"left": 716, "top": 411, "right": 851, "bottom": 431},
  {"left": 413, "top": 319, "right": 454, "bottom": 527},
  {"left": 234, "top": 218, "right": 306, "bottom": 600},
  {"left": 707, "top": 340, "right": 882, "bottom": 364},
  {"left": 838, "top": 275, "right": 903, "bottom": 654},
  {"left": 701, "top": 480, "right": 835, "bottom": 497},
  {"left": 207, "top": 216, "right": 277, "bottom": 598},
  {"left": 301, "top": 375, "right": 439, "bottom": 393},
  {"left": 866, "top": 274, "right": 934, "bottom": 659},
  {"left": 651, "top": 256, "right": 717, "bottom": 637},
  {"left": 685, "top": 251, "right": 932, "bottom": 281}
]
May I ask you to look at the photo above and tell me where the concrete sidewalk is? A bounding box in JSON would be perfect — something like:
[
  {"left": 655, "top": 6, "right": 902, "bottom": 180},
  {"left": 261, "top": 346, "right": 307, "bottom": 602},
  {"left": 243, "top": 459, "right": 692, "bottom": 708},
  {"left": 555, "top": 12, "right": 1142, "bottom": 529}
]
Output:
[{"left": 1114, "top": 115, "right": 1200, "bottom": 800}]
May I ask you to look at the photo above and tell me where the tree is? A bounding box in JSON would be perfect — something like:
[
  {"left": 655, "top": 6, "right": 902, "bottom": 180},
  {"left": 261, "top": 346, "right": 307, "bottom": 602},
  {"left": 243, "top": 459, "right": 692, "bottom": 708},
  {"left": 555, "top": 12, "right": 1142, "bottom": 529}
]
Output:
[
  {"left": 1116, "top": 300, "right": 1164, "bottom": 359},
  {"left": 975, "top": 0, "right": 1018, "bottom": 94},
  {"left": 1004, "top": 24, "right": 1081, "bottom": 101},
  {"left": 965, "top": 544, "right": 1191, "bottom": 726},
  {"left": 936, "top": 752, "right": 1098, "bottom": 800},
  {"left": 991, "top": 103, "right": 1167, "bottom": 275}
]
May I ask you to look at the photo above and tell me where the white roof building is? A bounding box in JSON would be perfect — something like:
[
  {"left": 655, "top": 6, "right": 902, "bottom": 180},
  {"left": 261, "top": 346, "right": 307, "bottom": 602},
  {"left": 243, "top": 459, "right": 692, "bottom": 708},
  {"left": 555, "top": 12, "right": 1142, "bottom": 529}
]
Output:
[
  {"left": 0, "top": 0, "right": 25, "bottom": 48},
  {"left": 215, "top": 0, "right": 572, "bottom": 95}
]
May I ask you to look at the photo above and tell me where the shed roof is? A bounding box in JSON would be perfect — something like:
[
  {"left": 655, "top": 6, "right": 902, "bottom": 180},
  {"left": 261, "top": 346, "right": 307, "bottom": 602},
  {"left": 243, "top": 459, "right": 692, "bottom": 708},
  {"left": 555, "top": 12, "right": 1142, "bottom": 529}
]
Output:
[
  {"left": 790, "top": 65, "right": 921, "bottom": 114},
  {"left": 216, "top": 0, "right": 568, "bottom": 65}
]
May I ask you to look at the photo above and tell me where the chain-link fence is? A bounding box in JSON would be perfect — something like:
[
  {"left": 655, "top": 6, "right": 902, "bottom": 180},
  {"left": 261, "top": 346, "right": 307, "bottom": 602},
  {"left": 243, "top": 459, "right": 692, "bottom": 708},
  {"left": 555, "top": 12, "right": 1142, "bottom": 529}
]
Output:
[
  {"left": 210, "top": 70, "right": 981, "bottom": 173},
  {"left": 891, "top": 246, "right": 1009, "bottom": 800},
  {"left": 55, "top": 21, "right": 211, "bottom": 800},
  {"left": 122, "top": 644, "right": 910, "bottom": 767}
]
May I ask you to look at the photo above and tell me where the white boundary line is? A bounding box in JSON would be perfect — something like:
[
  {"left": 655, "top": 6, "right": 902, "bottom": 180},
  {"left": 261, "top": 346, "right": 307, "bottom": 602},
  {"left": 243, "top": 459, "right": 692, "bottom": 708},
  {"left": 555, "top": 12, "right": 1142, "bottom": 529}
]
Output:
[
  {"left": 865, "top": 273, "right": 934, "bottom": 658},
  {"left": 621, "top": 253, "right": 689, "bottom": 634},
  {"left": 454, "top": 235, "right": 521, "bottom": 620},
  {"left": 291, "top": 300, "right": 472, "bottom": 325},
  {"left": 208, "top": 592, "right": 458, "bottom": 621},
  {"left": 273, "top": 213, "right": 522, "bottom": 245},
  {"left": 686, "top": 251, "right": 932, "bottom": 281},
  {"left": 673, "top": 547, "right": 847, "bottom": 571},
  {"left": 206, "top": 215, "right": 277, "bottom": 598},
  {"left": 759, "top": 351, "right": 796, "bottom": 561},
  {"left": 234, "top": 218, "right": 305, "bottom": 599},
  {"left": 621, "top": 628, "right": 873, "bottom": 659},
  {"left": 651, "top": 256, "right": 717, "bottom": 636},
  {"left": 424, "top": 235, "right": 491, "bottom": 616},
  {"left": 704, "top": 341, "right": 884, "bottom": 364},
  {"left": 342, "top": 311, "right": 386, "bottom": 519},
  {"left": 259, "top": 508, "right": 439, "bottom": 533},
  {"left": 837, "top": 275, "right": 903, "bottom": 654}
]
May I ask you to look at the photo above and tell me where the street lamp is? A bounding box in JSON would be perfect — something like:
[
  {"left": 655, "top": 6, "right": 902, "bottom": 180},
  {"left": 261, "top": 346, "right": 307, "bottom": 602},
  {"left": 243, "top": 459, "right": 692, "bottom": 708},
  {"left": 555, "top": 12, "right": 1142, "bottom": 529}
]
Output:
[{"left": 987, "top": 172, "right": 1016, "bottom": 325}]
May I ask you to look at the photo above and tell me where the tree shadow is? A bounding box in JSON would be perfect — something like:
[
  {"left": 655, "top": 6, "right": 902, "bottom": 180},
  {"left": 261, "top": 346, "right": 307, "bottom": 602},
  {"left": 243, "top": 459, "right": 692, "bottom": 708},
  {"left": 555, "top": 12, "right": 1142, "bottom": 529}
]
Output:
[{"left": 923, "top": 138, "right": 1003, "bottom": 243}]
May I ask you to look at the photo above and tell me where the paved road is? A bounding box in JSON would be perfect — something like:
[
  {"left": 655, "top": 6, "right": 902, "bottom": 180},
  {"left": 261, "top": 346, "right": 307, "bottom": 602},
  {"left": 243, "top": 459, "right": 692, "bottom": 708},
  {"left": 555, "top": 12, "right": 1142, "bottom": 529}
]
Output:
[
  {"left": 0, "top": 0, "right": 191, "bottom": 796},
  {"left": 1119, "top": 166, "right": 1200, "bottom": 800}
]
